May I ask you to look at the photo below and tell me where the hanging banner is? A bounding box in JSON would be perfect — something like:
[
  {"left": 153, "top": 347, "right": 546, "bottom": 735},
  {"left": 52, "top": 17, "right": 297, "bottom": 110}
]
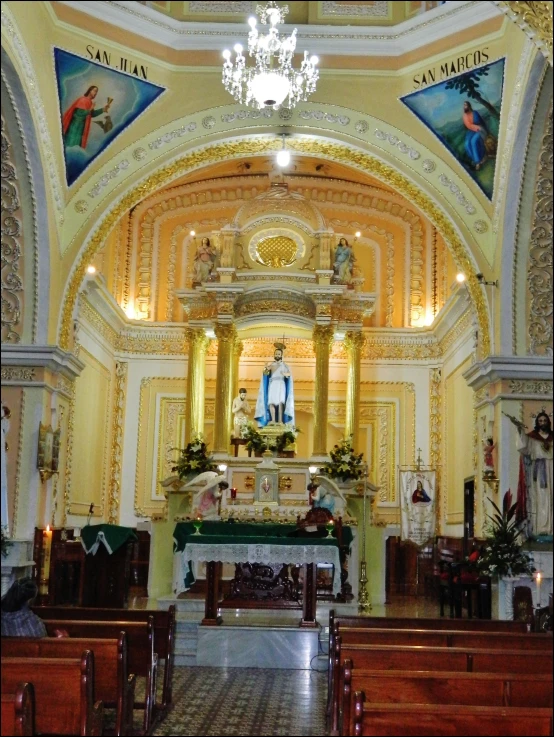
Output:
[{"left": 399, "top": 470, "right": 436, "bottom": 547}]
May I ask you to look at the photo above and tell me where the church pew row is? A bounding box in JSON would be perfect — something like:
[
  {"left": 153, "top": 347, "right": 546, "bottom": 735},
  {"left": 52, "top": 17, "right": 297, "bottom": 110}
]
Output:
[
  {"left": 338, "top": 625, "right": 553, "bottom": 651},
  {"left": 330, "top": 638, "right": 554, "bottom": 734},
  {"left": 1, "top": 654, "right": 103, "bottom": 736},
  {"left": 352, "top": 694, "right": 554, "bottom": 737},
  {"left": 2, "top": 635, "right": 135, "bottom": 737},
  {"left": 340, "top": 662, "right": 554, "bottom": 736},
  {"left": 326, "top": 610, "right": 527, "bottom": 722},
  {"left": 32, "top": 605, "right": 175, "bottom": 709},
  {"left": 42, "top": 619, "right": 156, "bottom": 735},
  {"left": 1, "top": 682, "right": 34, "bottom": 737}
]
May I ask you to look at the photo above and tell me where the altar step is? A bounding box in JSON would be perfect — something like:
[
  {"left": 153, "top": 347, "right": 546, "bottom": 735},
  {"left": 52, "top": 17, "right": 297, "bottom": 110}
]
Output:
[{"left": 158, "top": 594, "right": 358, "bottom": 668}]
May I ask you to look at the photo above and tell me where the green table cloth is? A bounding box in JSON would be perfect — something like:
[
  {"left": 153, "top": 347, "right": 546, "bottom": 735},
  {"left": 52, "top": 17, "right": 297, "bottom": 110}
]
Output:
[
  {"left": 81, "top": 524, "right": 137, "bottom": 555},
  {"left": 172, "top": 520, "right": 353, "bottom": 595}
]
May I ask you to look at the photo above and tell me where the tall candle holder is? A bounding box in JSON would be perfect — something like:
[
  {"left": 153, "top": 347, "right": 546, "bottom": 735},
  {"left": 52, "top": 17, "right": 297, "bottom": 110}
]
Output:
[{"left": 358, "top": 463, "right": 371, "bottom": 612}]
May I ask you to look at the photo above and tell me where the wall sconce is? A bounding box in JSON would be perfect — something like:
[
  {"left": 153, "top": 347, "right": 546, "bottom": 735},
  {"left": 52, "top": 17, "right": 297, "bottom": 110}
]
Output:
[{"left": 37, "top": 423, "right": 61, "bottom": 483}]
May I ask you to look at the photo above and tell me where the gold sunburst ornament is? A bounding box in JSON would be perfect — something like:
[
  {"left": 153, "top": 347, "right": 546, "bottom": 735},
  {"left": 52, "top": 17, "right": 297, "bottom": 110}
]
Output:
[{"left": 256, "top": 235, "right": 297, "bottom": 267}]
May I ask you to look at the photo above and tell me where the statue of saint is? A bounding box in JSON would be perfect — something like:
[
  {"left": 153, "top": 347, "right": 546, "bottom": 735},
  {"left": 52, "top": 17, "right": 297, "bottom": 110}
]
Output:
[
  {"left": 333, "top": 237, "right": 355, "bottom": 284},
  {"left": 192, "top": 237, "right": 217, "bottom": 284},
  {"left": 254, "top": 342, "right": 295, "bottom": 427},
  {"left": 507, "top": 411, "right": 553, "bottom": 538},
  {"left": 482, "top": 437, "right": 496, "bottom": 477},
  {"left": 232, "top": 388, "right": 251, "bottom": 438}
]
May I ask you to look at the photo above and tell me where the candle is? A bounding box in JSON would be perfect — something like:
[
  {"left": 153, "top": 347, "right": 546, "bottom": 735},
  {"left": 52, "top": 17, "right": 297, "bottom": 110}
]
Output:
[
  {"left": 536, "top": 572, "right": 542, "bottom": 607},
  {"left": 230, "top": 487, "right": 237, "bottom": 500},
  {"left": 41, "top": 525, "right": 53, "bottom": 593}
]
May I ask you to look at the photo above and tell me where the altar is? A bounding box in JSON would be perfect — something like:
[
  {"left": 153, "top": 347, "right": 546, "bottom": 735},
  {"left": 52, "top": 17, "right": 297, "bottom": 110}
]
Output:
[{"left": 172, "top": 520, "right": 353, "bottom": 627}]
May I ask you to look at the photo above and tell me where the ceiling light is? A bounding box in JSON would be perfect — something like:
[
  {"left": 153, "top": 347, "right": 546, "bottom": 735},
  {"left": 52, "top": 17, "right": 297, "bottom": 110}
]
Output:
[
  {"left": 276, "top": 135, "right": 291, "bottom": 167},
  {"left": 456, "top": 273, "right": 466, "bottom": 283},
  {"left": 190, "top": 230, "right": 196, "bottom": 236},
  {"left": 221, "top": 1, "right": 319, "bottom": 109},
  {"left": 86, "top": 265, "right": 96, "bottom": 274},
  {"left": 355, "top": 231, "right": 361, "bottom": 238}
]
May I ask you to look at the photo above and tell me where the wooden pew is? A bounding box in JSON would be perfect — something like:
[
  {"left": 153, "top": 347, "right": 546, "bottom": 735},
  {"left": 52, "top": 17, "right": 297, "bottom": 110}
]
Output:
[
  {"left": 338, "top": 626, "right": 553, "bottom": 651},
  {"left": 352, "top": 693, "right": 554, "bottom": 736},
  {"left": 2, "top": 636, "right": 135, "bottom": 736},
  {"left": 1, "top": 654, "right": 103, "bottom": 736},
  {"left": 331, "top": 638, "right": 553, "bottom": 734},
  {"left": 33, "top": 604, "right": 175, "bottom": 708},
  {"left": 341, "top": 663, "right": 553, "bottom": 736},
  {"left": 326, "top": 610, "right": 527, "bottom": 725},
  {"left": 42, "top": 618, "right": 156, "bottom": 734},
  {"left": 1, "top": 682, "right": 34, "bottom": 737}
]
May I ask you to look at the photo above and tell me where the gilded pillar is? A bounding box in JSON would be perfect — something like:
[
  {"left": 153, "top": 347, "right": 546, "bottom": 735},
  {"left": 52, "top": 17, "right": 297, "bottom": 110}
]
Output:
[
  {"left": 312, "top": 325, "right": 334, "bottom": 457},
  {"left": 213, "top": 324, "right": 237, "bottom": 453},
  {"left": 184, "top": 329, "right": 209, "bottom": 444},
  {"left": 344, "top": 331, "right": 365, "bottom": 451}
]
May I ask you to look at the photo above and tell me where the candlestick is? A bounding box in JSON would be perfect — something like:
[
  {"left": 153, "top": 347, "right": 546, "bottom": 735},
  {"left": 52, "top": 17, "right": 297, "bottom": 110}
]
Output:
[
  {"left": 536, "top": 572, "right": 542, "bottom": 608},
  {"left": 40, "top": 525, "right": 53, "bottom": 595}
]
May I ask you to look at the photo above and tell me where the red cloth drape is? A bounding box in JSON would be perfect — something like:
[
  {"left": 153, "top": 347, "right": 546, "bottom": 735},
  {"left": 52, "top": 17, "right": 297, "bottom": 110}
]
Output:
[{"left": 62, "top": 96, "right": 93, "bottom": 148}]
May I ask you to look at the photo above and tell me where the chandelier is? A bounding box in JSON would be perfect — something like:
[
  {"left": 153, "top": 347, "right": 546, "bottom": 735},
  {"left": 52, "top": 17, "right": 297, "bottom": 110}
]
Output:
[{"left": 222, "top": 2, "right": 319, "bottom": 110}]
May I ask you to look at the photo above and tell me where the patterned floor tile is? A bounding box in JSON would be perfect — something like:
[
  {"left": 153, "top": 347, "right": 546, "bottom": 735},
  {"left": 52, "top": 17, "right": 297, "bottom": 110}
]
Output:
[{"left": 152, "top": 667, "right": 327, "bottom": 736}]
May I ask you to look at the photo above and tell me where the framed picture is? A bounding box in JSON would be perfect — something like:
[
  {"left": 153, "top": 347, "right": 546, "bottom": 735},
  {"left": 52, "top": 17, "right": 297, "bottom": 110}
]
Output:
[{"left": 254, "top": 467, "right": 279, "bottom": 506}]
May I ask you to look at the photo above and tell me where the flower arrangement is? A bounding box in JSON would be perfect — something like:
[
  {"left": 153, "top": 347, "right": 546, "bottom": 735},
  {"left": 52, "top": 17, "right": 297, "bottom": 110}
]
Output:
[
  {"left": 323, "top": 436, "right": 365, "bottom": 482},
  {"left": 477, "top": 491, "right": 535, "bottom": 579},
  {"left": 1, "top": 526, "right": 12, "bottom": 559},
  {"left": 242, "top": 423, "right": 299, "bottom": 456},
  {"left": 172, "top": 436, "right": 216, "bottom": 480}
]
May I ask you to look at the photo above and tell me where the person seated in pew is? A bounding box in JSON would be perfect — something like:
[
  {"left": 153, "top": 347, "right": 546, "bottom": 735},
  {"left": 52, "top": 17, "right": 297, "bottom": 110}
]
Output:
[{"left": 1, "top": 577, "right": 47, "bottom": 637}]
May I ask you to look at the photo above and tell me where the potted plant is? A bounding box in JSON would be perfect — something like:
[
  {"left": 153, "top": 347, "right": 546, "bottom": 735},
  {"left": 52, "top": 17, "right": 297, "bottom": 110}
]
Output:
[
  {"left": 477, "top": 491, "right": 535, "bottom": 579},
  {"left": 276, "top": 427, "right": 299, "bottom": 458},
  {"left": 172, "top": 436, "right": 216, "bottom": 481},
  {"left": 323, "top": 436, "right": 365, "bottom": 485},
  {"left": 242, "top": 423, "right": 268, "bottom": 457}
]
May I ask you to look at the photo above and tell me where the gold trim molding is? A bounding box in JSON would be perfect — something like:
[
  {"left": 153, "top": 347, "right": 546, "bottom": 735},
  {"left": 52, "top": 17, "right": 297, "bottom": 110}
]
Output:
[{"left": 496, "top": 1, "right": 553, "bottom": 64}]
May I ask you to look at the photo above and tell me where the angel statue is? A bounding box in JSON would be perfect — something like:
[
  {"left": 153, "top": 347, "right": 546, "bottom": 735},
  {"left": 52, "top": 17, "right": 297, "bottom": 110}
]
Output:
[
  {"left": 311, "top": 475, "right": 348, "bottom": 517},
  {"left": 183, "top": 471, "right": 227, "bottom": 520}
]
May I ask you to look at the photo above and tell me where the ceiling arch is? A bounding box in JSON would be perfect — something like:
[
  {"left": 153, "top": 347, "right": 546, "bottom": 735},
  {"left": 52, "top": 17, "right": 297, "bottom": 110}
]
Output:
[{"left": 57, "top": 132, "right": 491, "bottom": 355}]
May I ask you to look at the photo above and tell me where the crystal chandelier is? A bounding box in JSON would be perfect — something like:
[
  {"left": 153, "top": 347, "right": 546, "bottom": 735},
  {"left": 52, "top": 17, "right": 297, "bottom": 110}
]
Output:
[{"left": 222, "top": 2, "right": 319, "bottom": 110}]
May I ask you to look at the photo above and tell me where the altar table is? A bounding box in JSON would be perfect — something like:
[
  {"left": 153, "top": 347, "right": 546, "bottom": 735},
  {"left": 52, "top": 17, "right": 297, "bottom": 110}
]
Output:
[{"left": 172, "top": 521, "right": 352, "bottom": 627}]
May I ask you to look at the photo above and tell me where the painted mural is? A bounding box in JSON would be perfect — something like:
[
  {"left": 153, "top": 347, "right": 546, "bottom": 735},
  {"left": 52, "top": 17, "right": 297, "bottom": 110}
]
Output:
[
  {"left": 54, "top": 48, "right": 165, "bottom": 187},
  {"left": 401, "top": 58, "right": 505, "bottom": 199}
]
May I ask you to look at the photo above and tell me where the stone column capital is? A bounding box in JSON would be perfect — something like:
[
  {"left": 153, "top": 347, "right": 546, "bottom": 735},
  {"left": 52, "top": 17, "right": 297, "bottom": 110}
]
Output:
[
  {"left": 312, "top": 324, "right": 334, "bottom": 348},
  {"left": 214, "top": 323, "right": 237, "bottom": 343}
]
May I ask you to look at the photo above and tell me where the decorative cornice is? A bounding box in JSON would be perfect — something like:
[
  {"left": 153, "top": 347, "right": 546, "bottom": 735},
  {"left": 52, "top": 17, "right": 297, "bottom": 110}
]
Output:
[
  {"left": 463, "top": 355, "right": 554, "bottom": 390},
  {"left": 56, "top": 1, "right": 501, "bottom": 56},
  {"left": 0, "top": 344, "right": 84, "bottom": 381}
]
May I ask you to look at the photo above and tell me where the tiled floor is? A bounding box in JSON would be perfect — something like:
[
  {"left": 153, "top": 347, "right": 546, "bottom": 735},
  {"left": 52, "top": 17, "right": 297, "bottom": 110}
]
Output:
[
  {"left": 152, "top": 667, "right": 327, "bottom": 737},
  {"left": 135, "top": 595, "right": 441, "bottom": 736}
]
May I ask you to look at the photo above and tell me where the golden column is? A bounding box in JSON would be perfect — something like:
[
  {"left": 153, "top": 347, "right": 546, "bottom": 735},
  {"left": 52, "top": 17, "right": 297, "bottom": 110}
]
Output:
[
  {"left": 232, "top": 336, "right": 244, "bottom": 403},
  {"left": 184, "top": 328, "right": 209, "bottom": 444},
  {"left": 344, "top": 331, "right": 365, "bottom": 450},
  {"left": 312, "top": 325, "right": 334, "bottom": 457},
  {"left": 213, "top": 323, "right": 237, "bottom": 453}
]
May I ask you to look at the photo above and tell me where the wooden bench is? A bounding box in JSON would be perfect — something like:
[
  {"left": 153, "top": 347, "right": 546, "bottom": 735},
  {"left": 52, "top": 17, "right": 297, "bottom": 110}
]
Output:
[
  {"left": 2, "top": 636, "right": 135, "bottom": 736},
  {"left": 1, "top": 653, "right": 103, "bottom": 736},
  {"left": 42, "top": 619, "right": 156, "bottom": 734},
  {"left": 352, "top": 694, "right": 554, "bottom": 736},
  {"left": 340, "top": 663, "right": 553, "bottom": 736},
  {"left": 1, "top": 682, "right": 34, "bottom": 737},
  {"left": 32, "top": 604, "right": 175, "bottom": 708},
  {"left": 337, "top": 625, "right": 553, "bottom": 651},
  {"left": 331, "top": 638, "right": 553, "bottom": 734},
  {"left": 327, "top": 610, "right": 527, "bottom": 725}
]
